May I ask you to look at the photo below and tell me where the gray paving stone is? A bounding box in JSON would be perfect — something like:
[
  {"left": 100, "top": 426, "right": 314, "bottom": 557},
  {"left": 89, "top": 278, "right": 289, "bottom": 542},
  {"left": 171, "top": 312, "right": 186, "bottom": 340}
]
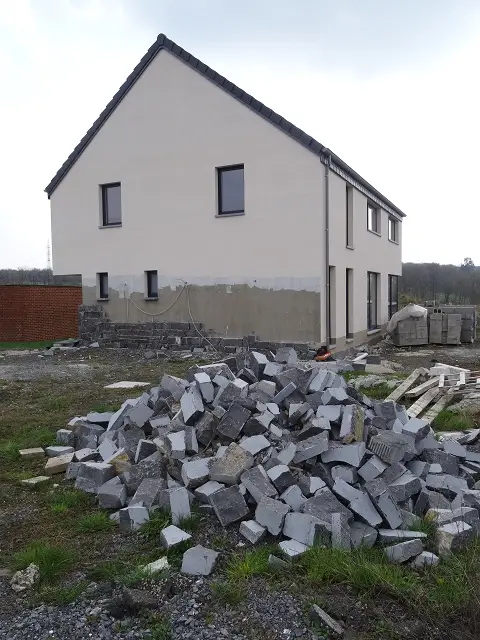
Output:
[
  {"left": 239, "top": 520, "right": 267, "bottom": 544},
  {"left": 443, "top": 439, "right": 467, "bottom": 458},
  {"left": 194, "top": 372, "right": 215, "bottom": 403},
  {"left": 241, "top": 465, "right": 278, "bottom": 503},
  {"left": 422, "top": 450, "right": 459, "bottom": 476},
  {"left": 255, "top": 496, "right": 291, "bottom": 535},
  {"left": 180, "top": 385, "right": 204, "bottom": 425},
  {"left": 46, "top": 446, "right": 74, "bottom": 458},
  {"left": 279, "top": 539, "right": 308, "bottom": 558},
  {"left": 349, "top": 521, "right": 378, "bottom": 549},
  {"left": 332, "top": 478, "right": 363, "bottom": 503},
  {"left": 436, "top": 521, "right": 474, "bottom": 555},
  {"left": 119, "top": 504, "right": 149, "bottom": 532},
  {"left": 316, "top": 405, "right": 343, "bottom": 424},
  {"left": 181, "top": 545, "right": 219, "bottom": 576},
  {"left": 160, "top": 524, "right": 192, "bottom": 548},
  {"left": 411, "top": 551, "right": 440, "bottom": 569},
  {"left": 365, "top": 478, "right": 403, "bottom": 529},
  {"left": 125, "top": 402, "right": 154, "bottom": 429},
  {"left": 122, "top": 452, "right": 166, "bottom": 494},
  {"left": 134, "top": 439, "right": 157, "bottom": 463},
  {"left": 98, "top": 438, "right": 118, "bottom": 461},
  {"left": 308, "top": 370, "right": 332, "bottom": 394},
  {"left": 195, "top": 411, "right": 219, "bottom": 446},
  {"left": 283, "top": 512, "right": 331, "bottom": 546},
  {"left": 369, "top": 432, "right": 411, "bottom": 464},
  {"left": 377, "top": 529, "right": 427, "bottom": 543},
  {"left": 272, "top": 382, "right": 297, "bottom": 405},
  {"left": 131, "top": 478, "right": 166, "bottom": 508},
  {"left": 194, "top": 480, "right": 225, "bottom": 503},
  {"left": 74, "top": 448, "right": 98, "bottom": 462},
  {"left": 86, "top": 411, "right": 114, "bottom": 425},
  {"left": 56, "top": 429, "right": 75, "bottom": 447},
  {"left": 267, "top": 465, "right": 296, "bottom": 493},
  {"left": 426, "top": 473, "right": 469, "bottom": 497},
  {"left": 331, "top": 465, "right": 358, "bottom": 485},
  {"left": 275, "top": 347, "right": 298, "bottom": 365},
  {"left": 280, "top": 485, "right": 307, "bottom": 511},
  {"left": 161, "top": 374, "right": 189, "bottom": 401},
  {"left": 169, "top": 486, "right": 191, "bottom": 524},
  {"left": 118, "top": 428, "right": 144, "bottom": 459},
  {"left": 210, "top": 485, "right": 249, "bottom": 526},
  {"left": 321, "top": 442, "right": 366, "bottom": 468},
  {"left": 331, "top": 512, "right": 351, "bottom": 550},
  {"left": 181, "top": 458, "right": 212, "bottom": 489},
  {"left": 98, "top": 480, "right": 127, "bottom": 509},
  {"left": 240, "top": 434, "right": 271, "bottom": 455},
  {"left": 427, "top": 506, "right": 479, "bottom": 527},
  {"left": 340, "top": 405, "right": 365, "bottom": 443},
  {"left": 349, "top": 493, "right": 383, "bottom": 528},
  {"left": 384, "top": 539, "right": 424, "bottom": 563},
  {"left": 209, "top": 442, "right": 254, "bottom": 484},
  {"left": 321, "top": 388, "right": 350, "bottom": 405},
  {"left": 213, "top": 378, "right": 249, "bottom": 407},
  {"left": 401, "top": 417, "right": 430, "bottom": 442},
  {"left": 302, "top": 487, "right": 353, "bottom": 523},
  {"left": 298, "top": 475, "right": 327, "bottom": 497},
  {"left": 388, "top": 471, "right": 422, "bottom": 503},
  {"left": 165, "top": 431, "right": 186, "bottom": 460},
  {"left": 275, "top": 443, "right": 297, "bottom": 466},
  {"left": 358, "top": 455, "right": 388, "bottom": 481},
  {"left": 216, "top": 403, "right": 251, "bottom": 441},
  {"left": 75, "top": 462, "right": 115, "bottom": 493},
  {"left": 293, "top": 432, "right": 329, "bottom": 463}
]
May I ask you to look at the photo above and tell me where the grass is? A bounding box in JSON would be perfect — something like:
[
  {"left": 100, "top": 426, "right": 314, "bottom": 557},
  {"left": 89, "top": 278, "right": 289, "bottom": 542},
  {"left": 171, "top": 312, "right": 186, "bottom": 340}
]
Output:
[
  {"left": 144, "top": 613, "right": 172, "bottom": 639},
  {"left": 357, "top": 383, "right": 392, "bottom": 400},
  {"left": 11, "top": 541, "right": 76, "bottom": 584},
  {"left": 0, "top": 340, "right": 62, "bottom": 350},
  {"left": 139, "top": 510, "right": 171, "bottom": 540},
  {"left": 46, "top": 488, "right": 94, "bottom": 513},
  {"left": 177, "top": 512, "right": 202, "bottom": 534},
  {"left": 226, "top": 547, "right": 272, "bottom": 581},
  {"left": 31, "top": 581, "right": 87, "bottom": 605},
  {"left": 433, "top": 409, "right": 476, "bottom": 432},
  {"left": 411, "top": 517, "right": 438, "bottom": 550},
  {"left": 211, "top": 579, "right": 247, "bottom": 606},
  {"left": 75, "top": 512, "right": 116, "bottom": 533}
]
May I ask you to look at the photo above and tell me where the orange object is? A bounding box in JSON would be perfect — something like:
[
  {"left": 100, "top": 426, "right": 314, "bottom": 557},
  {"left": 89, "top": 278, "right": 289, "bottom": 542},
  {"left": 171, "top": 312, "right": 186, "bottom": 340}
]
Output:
[{"left": 314, "top": 352, "right": 332, "bottom": 362}]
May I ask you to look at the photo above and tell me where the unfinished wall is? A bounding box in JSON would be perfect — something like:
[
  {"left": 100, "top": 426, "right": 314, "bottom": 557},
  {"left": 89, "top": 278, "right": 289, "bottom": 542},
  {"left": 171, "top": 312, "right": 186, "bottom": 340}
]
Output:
[{"left": 0, "top": 285, "right": 82, "bottom": 342}]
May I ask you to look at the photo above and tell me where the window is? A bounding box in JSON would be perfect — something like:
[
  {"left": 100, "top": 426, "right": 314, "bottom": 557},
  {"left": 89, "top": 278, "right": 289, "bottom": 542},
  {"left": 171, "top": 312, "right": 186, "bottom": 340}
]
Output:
[
  {"left": 217, "top": 165, "right": 244, "bottom": 215},
  {"left": 388, "top": 275, "right": 399, "bottom": 319},
  {"left": 346, "top": 268, "right": 353, "bottom": 338},
  {"left": 145, "top": 270, "right": 158, "bottom": 299},
  {"left": 388, "top": 217, "right": 399, "bottom": 243},
  {"left": 346, "top": 185, "right": 353, "bottom": 248},
  {"left": 328, "top": 266, "right": 336, "bottom": 343},
  {"left": 101, "top": 183, "right": 122, "bottom": 226},
  {"left": 367, "top": 204, "right": 380, "bottom": 234},
  {"left": 97, "top": 272, "right": 108, "bottom": 300},
  {"left": 367, "top": 271, "right": 379, "bottom": 330}
]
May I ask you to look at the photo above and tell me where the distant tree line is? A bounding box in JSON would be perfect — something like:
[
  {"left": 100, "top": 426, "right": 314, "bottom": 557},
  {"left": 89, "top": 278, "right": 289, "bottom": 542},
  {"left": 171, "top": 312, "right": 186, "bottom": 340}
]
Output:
[
  {"left": 0, "top": 268, "right": 81, "bottom": 286},
  {"left": 401, "top": 258, "right": 479, "bottom": 306}
]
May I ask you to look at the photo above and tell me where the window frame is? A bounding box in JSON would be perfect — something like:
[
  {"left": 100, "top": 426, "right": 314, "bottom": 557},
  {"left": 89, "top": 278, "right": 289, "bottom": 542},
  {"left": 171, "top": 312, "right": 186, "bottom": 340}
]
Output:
[
  {"left": 367, "top": 271, "right": 379, "bottom": 330},
  {"left": 217, "top": 164, "right": 245, "bottom": 216},
  {"left": 367, "top": 203, "right": 380, "bottom": 235},
  {"left": 388, "top": 217, "right": 399, "bottom": 243},
  {"left": 101, "top": 182, "right": 122, "bottom": 227},
  {"left": 145, "top": 270, "right": 159, "bottom": 300},
  {"left": 346, "top": 268, "right": 353, "bottom": 339},
  {"left": 97, "top": 272, "right": 109, "bottom": 300},
  {"left": 388, "top": 274, "right": 399, "bottom": 319},
  {"left": 346, "top": 185, "right": 353, "bottom": 249}
]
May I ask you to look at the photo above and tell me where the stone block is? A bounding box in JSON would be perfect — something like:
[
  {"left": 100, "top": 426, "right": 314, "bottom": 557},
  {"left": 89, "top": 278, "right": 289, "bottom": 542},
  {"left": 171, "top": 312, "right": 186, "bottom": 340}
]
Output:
[
  {"left": 194, "top": 372, "right": 215, "bottom": 403},
  {"left": 195, "top": 411, "right": 219, "bottom": 446},
  {"left": 118, "top": 428, "right": 144, "bottom": 459},
  {"left": 364, "top": 478, "right": 403, "bottom": 529},
  {"left": 388, "top": 471, "right": 422, "bottom": 503},
  {"left": 272, "top": 381, "right": 297, "bottom": 405},
  {"left": 321, "top": 388, "right": 350, "bottom": 405},
  {"left": 426, "top": 473, "right": 468, "bottom": 498},
  {"left": 293, "top": 432, "right": 329, "bottom": 463},
  {"left": 269, "top": 424, "right": 283, "bottom": 440},
  {"left": 280, "top": 485, "right": 307, "bottom": 511},
  {"left": 340, "top": 405, "right": 365, "bottom": 443},
  {"left": 184, "top": 426, "right": 199, "bottom": 455},
  {"left": 65, "top": 462, "right": 81, "bottom": 479},
  {"left": 56, "top": 429, "right": 75, "bottom": 447},
  {"left": 369, "top": 432, "right": 410, "bottom": 464},
  {"left": 384, "top": 539, "right": 424, "bottom": 563},
  {"left": 209, "top": 443, "right": 254, "bottom": 484},
  {"left": 165, "top": 431, "right": 186, "bottom": 460},
  {"left": 21, "top": 476, "right": 51, "bottom": 489},
  {"left": 321, "top": 442, "right": 366, "bottom": 468},
  {"left": 119, "top": 504, "right": 149, "bottom": 532},
  {"left": 131, "top": 478, "right": 166, "bottom": 508},
  {"left": 241, "top": 466, "right": 277, "bottom": 503},
  {"left": 125, "top": 402, "right": 154, "bottom": 429},
  {"left": 180, "top": 386, "right": 204, "bottom": 425},
  {"left": 194, "top": 480, "right": 225, "bottom": 503},
  {"left": 86, "top": 411, "right": 113, "bottom": 425},
  {"left": 169, "top": 486, "right": 191, "bottom": 524},
  {"left": 213, "top": 378, "right": 249, "bottom": 407},
  {"left": 160, "top": 373, "right": 189, "bottom": 401},
  {"left": 181, "top": 458, "right": 212, "bottom": 489},
  {"left": 240, "top": 435, "right": 271, "bottom": 455},
  {"left": 283, "top": 512, "right": 330, "bottom": 546},
  {"left": 349, "top": 521, "right": 377, "bottom": 549},
  {"left": 243, "top": 415, "right": 269, "bottom": 436},
  {"left": 287, "top": 402, "right": 311, "bottom": 426},
  {"left": 298, "top": 475, "right": 326, "bottom": 497},
  {"left": 74, "top": 448, "right": 98, "bottom": 462},
  {"left": 303, "top": 487, "right": 353, "bottom": 523},
  {"left": 377, "top": 529, "right": 427, "bottom": 543},
  {"left": 401, "top": 417, "right": 430, "bottom": 442},
  {"left": 134, "top": 439, "right": 158, "bottom": 463},
  {"left": 308, "top": 605, "right": 344, "bottom": 637},
  {"left": 275, "top": 443, "right": 297, "bottom": 466},
  {"left": 239, "top": 520, "right": 267, "bottom": 544},
  {"left": 160, "top": 524, "right": 192, "bottom": 548},
  {"left": 19, "top": 448, "right": 45, "bottom": 459},
  {"left": 443, "top": 439, "right": 467, "bottom": 458},
  {"left": 98, "top": 480, "right": 127, "bottom": 509},
  {"left": 267, "top": 465, "right": 296, "bottom": 493},
  {"left": 316, "top": 405, "right": 343, "bottom": 424},
  {"left": 331, "top": 465, "right": 358, "bottom": 485},
  {"left": 279, "top": 539, "right": 308, "bottom": 558},
  {"left": 107, "top": 400, "right": 137, "bottom": 432},
  {"left": 308, "top": 369, "right": 332, "bottom": 393},
  {"left": 331, "top": 512, "right": 351, "bottom": 550},
  {"left": 358, "top": 455, "right": 388, "bottom": 481},
  {"left": 426, "top": 506, "right": 479, "bottom": 527},
  {"left": 411, "top": 551, "right": 440, "bottom": 569},
  {"left": 75, "top": 461, "right": 115, "bottom": 493},
  {"left": 98, "top": 438, "right": 118, "bottom": 461},
  {"left": 349, "top": 493, "right": 383, "bottom": 528},
  {"left": 217, "top": 403, "right": 251, "bottom": 441},
  {"left": 45, "top": 453, "right": 74, "bottom": 475},
  {"left": 436, "top": 521, "right": 474, "bottom": 555},
  {"left": 275, "top": 347, "right": 298, "bottom": 364},
  {"left": 210, "top": 485, "right": 249, "bottom": 526},
  {"left": 105, "top": 448, "right": 131, "bottom": 474},
  {"left": 255, "top": 496, "right": 291, "bottom": 535},
  {"left": 332, "top": 478, "right": 363, "bottom": 503},
  {"left": 422, "top": 450, "right": 459, "bottom": 476},
  {"left": 46, "top": 445, "right": 74, "bottom": 458}
]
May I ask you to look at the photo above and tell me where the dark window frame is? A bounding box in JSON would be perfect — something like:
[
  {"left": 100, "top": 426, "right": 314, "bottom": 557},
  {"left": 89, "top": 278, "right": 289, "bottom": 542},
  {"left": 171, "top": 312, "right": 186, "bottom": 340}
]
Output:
[
  {"left": 388, "top": 274, "right": 399, "bottom": 319},
  {"left": 101, "top": 182, "right": 122, "bottom": 226},
  {"left": 367, "top": 271, "right": 379, "bottom": 330},
  {"left": 98, "top": 272, "right": 109, "bottom": 300},
  {"left": 346, "top": 185, "right": 353, "bottom": 248},
  {"left": 367, "top": 203, "right": 380, "bottom": 234},
  {"left": 217, "top": 164, "right": 245, "bottom": 215},
  {"left": 145, "top": 270, "right": 158, "bottom": 299},
  {"left": 346, "top": 268, "right": 353, "bottom": 339},
  {"left": 388, "top": 217, "right": 399, "bottom": 243}
]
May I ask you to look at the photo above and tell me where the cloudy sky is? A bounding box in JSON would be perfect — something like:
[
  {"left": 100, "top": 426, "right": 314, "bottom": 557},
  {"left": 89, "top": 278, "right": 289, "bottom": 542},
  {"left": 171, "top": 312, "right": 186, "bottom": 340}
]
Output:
[{"left": 1, "top": 0, "right": 479, "bottom": 269}]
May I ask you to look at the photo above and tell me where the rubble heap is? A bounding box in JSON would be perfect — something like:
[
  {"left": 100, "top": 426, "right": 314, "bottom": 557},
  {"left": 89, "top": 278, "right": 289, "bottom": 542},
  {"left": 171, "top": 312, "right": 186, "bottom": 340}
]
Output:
[{"left": 31, "top": 348, "right": 480, "bottom": 567}]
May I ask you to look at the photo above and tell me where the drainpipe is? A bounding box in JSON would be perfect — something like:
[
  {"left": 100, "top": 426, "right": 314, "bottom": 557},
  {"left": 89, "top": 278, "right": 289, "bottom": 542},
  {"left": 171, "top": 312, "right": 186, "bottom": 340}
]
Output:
[{"left": 322, "top": 149, "right": 332, "bottom": 346}]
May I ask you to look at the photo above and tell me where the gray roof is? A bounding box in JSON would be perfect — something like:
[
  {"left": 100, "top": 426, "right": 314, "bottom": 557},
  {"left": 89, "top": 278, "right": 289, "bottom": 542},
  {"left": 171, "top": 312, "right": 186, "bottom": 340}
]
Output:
[{"left": 44, "top": 33, "right": 406, "bottom": 218}]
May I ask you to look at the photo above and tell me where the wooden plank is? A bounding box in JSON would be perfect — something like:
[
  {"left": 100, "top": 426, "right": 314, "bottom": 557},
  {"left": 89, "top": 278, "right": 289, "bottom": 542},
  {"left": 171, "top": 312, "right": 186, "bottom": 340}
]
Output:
[
  {"left": 407, "top": 387, "right": 442, "bottom": 418},
  {"left": 405, "top": 377, "right": 440, "bottom": 398},
  {"left": 385, "top": 369, "right": 424, "bottom": 403},
  {"left": 439, "top": 374, "right": 445, "bottom": 388},
  {"left": 423, "top": 392, "right": 454, "bottom": 425}
]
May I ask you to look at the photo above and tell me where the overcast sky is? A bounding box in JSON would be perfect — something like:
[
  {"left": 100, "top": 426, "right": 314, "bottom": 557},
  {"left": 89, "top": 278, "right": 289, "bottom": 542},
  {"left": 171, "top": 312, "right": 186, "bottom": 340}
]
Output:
[{"left": 1, "top": 0, "right": 479, "bottom": 269}]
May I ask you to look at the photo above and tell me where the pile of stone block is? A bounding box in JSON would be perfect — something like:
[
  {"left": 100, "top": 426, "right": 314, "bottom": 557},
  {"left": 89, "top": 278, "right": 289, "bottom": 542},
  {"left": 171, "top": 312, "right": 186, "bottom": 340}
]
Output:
[{"left": 27, "top": 348, "right": 480, "bottom": 568}]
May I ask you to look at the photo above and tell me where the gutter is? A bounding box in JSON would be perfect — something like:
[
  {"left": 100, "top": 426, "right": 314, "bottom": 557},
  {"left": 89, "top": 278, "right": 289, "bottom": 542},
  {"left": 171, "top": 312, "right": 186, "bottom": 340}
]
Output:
[{"left": 322, "top": 149, "right": 332, "bottom": 346}]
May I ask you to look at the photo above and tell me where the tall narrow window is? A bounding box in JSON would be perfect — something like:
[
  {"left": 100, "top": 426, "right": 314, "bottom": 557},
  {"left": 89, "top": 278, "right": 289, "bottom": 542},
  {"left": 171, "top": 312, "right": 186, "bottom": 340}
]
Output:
[
  {"left": 346, "top": 268, "right": 353, "bottom": 338},
  {"left": 346, "top": 185, "right": 353, "bottom": 248},
  {"left": 367, "top": 271, "right": 379, "bottom": 330},
  {"left": 217, "top": 165, "right": 245, "bottom": 215},
  {"left": 367, "top": 204, "right": 380, "bottom": 233},
  {"left": 328, "top": 266, "right": 336, "bottom": 343},
  {"left": 97, "top": 272, "right": 109, "bottom": 300},
  {"left": 101, "top": 183, "right": 122, "bottom": 226},
  {"left": 388, "top": 217, "right": 399, "bottom": 243},
  {"left": 388, "top": 275, "right": 399, "bottom": 319},
  {"left": 145, "top": 270, "right": 158, "bottom": 299}
]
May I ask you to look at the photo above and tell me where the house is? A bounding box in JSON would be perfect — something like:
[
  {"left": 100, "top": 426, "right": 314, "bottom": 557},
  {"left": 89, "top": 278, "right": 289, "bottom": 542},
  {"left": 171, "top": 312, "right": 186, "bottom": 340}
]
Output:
[{"left": 45, "top": 33, "right": 404, "bottom": 350}]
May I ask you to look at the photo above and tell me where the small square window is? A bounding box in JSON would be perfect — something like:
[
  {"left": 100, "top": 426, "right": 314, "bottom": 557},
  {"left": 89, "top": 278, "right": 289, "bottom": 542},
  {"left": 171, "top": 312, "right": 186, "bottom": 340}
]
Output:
[
  {"left": 367, "top": 204, "right": 380, "bottom": 234},
  {"left": 101, "top": 183, "right": 122, "bottom": 226},
  {"left": 97, "top": 272, "right": 108, "bottom": 300},
  {"left": 217, "top": 165, "right": 244, "bottom": 215},
  {"left": 388, "top": 217, "right": 399, "bottom": 243},
  {"left": 145, "top": 270, "right": 158, "bottom": 299}
]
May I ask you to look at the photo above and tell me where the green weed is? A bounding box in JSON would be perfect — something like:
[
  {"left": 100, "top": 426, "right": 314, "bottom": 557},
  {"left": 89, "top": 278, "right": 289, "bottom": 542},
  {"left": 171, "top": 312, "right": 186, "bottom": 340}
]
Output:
[
  {"left": 139, "top": 510, "right": 171, "bottom": 541},
  {"left": 434, "top": 410, "right": 475, "bottom": 432},
  {"left": 76, "top": 512, "right": 115, "bottom": 533},
  {"left": 11, "top": 542, "right": 75, "bottom": 584},
  {"left": 226, "top": 547, "right": 272, "bottom": 581},
  {"left": 32, "top": 581, "right": 87, "bottom": 605},
  {"left": 211, "top": 579, "right": 247, "bottom": 606}
]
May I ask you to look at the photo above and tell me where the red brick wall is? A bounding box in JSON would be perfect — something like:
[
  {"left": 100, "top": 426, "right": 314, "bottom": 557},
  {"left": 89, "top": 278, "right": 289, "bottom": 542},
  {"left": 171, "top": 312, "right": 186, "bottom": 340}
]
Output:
[{"left": 0, "top": 285, "right": 82, "bottom": 342}]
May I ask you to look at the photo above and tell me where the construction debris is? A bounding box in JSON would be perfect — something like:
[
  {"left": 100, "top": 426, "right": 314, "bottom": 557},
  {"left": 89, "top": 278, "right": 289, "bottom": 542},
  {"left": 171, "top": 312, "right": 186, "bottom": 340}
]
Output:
[{"left": 19, "top": 349, "right": 480, "bottom": 573}]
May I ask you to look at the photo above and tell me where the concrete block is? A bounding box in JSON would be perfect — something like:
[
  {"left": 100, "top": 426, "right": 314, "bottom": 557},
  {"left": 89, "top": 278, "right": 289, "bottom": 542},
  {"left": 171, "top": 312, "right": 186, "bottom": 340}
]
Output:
[
  {"left": 125, "top": 402, "right": 154, "bottom": 429},
  {"left": 239, "top": 520, "right": 267, "bottom": 544},
  {"left": 210, "top": 485, "right": 249, "bottom": 526},
  {"left": 255, "top": 496, "right": 291, "bottom": 535},
  {"left": 241, "top": 465, "right": 277, "bottom": 503},
  {"left": 272, "top": 382, "right": 297, "bottom": 405},
  {"left": 331, "top": 512, "right": 351, "bottom": 550},
  {"left": 388, "top": 471, "right": 422, "bottom": 503},
  {"left": 119, "top": 504, "right": 149, "bottom": 532},
  {"left": 46, "top": 445, "right": 74, "bottom": 458},
  {"left": 98, "top": 480, "right": 127, "bottom": 509},
  {"left": 182, "top": 545, "right": 219, "bottom": 576},
  {"left": 118, "top": 429, "right": 144, "bottom": 459},
  {"left": 160, "top": 524, "right": 192, "bottom": 548},
  {"left": 358, "top": 455, "right": 388, "bottom": 481},
  {"left": 160, "top": 374, "right": 189, "bottom": 400},
  {"left": 293, "top": 432, "right": 329, "bottom": 463},
  {"left": 56, "top": 429, "right": 75, "bottom": 447},
  {"left": 75, "top": 461, "right": 115, "bottom": 493},
  {"left": 19, "top": 448, "right": 45, "bottom": 459},
  {"left": 369, "top": 432, "right": 411, "bottom": 464},
  {"left": 240, "top": 435, "right": 271, "bottom": 456},
  {"left": 288, "top": 402, "right": 311, "bottom": 426},
  {"left": 283, "top": 512, "right": 330, "bottom": 546},
  {"left": 194, "top": 372, "right": 215, "bottom": 403},
  {"left": 349, "top": 493, "right": 383, "bottom": 528},
  {"left": 349, "top": 521, "right": 378, "bottom": 549},
  {"left": 180, "top": 386, "right": 204, "bottom": 425},
  {"left": 74, "top": 448, "right": 98, "bottom": 462},
  {"left": 303, "top": 487, "right": 353, "bottom": 523},
  {"left": 194, "top": 480, "right": 225, "bottom": 503},
  {"left": 377, "top": 529, "right": 427, "bottom": 543},
  {"left": 209, "top": 443, "right": 254, "bottom": 484},
  {"left": 280, "top": 485, "right": 307, "bottom": 511},
  {"left": 275, "top": 347, "right": 298, "bottom": 364},
  {"left": 436, "top": 521, "right": 474, "bottom": 555},
  {"left": 279, "top": 539, "right": 308, "bottom": 558},
  {"left": 217, "top": 403, "right": 251, "bottom": 441},
  {"left": 411, "top": 551, "right": 440, "bottom": 569},
  {"left": 402, "top": 417, "right": 430, "bottom": 442},
  {"left": 321, "top": 442, "right": 366, "bottom": 468},
  {"left": 267, "top": 465, "right": 296, "bottom": 493},
  {"left": 443, "top": 439, "right": 467, "bottom": 458},
  {"left": 169, "top": 486, "right": 191, "bottom": 524},
  {"left": 45, "top": 453, "right": 74, "bottom": 475},
  {"left": 165, "top": 431, "right": 186, "bottom": 460},
  {"left": 134, "top": 439, "right": 158, "bottom": 463},
  {"left": 131, "top": 478, "right": 166, "bottom": 508},
  {"left": 384, "top": 539, "right": 424, "bottom": 563},
  {"left": 21, "top": 476, "right": 51, "bottom": 489},
  {"left": 331, "top": 465, "right": 358, "bottom": 485}
]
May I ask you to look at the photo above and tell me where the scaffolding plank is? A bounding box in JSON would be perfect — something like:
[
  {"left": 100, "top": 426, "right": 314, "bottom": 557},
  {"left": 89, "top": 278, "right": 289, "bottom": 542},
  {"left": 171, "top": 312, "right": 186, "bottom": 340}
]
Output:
[
  {"left": 407, "top": 387, "right": 441, "bottom": 418},
  {"left": 423, "top": 392, "right": 454, "bottom": 425},
  {"left": 405, "top": 377, "right": 440, "bottom": 398},
  {"left": 385, "top": 369, "right": 424, "bottom": 403}
]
